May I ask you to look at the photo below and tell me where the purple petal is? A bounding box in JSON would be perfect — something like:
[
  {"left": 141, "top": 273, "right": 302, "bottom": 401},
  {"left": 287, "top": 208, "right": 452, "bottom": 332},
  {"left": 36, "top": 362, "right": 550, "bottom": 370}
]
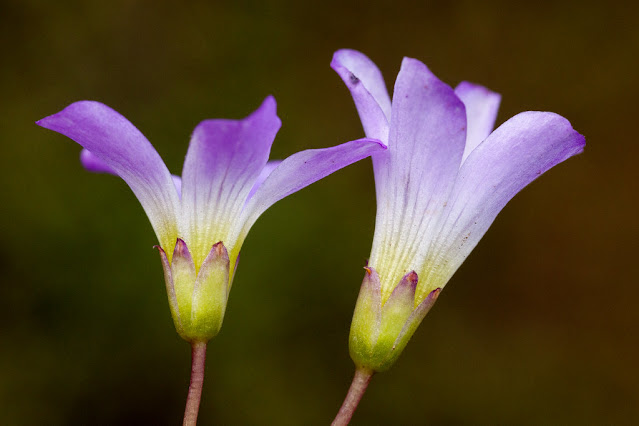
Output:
[
  {"left": 171, "top": 175, "right": 182, "bottom": 200},
  {"left": 37, "top": 101, "right": 180, "bottom": 250},
  {"left": 80, "top": 148, "right": 116, "bottom": 174},
  {"left": 180, "top": 96, "right": 281, "bottom": 264},
  {"left": 331, "top": 50, "right": 394, "bottom": 234},
  {"left": 81, "top": 148, "right": 183, "bottom": 198},
  {"left": 331, "top": 49, "right": 392, "bottom": 141},
  {"left": 455, "top": 82, "right": 501, "bottom": 163},
  {"left": 239, "top": 137, "right": 387, "bottom": 238},
  {"left": 246, "top": 160, "right": 282, "bottom": 204},
  {"left": 369, "top": 58, "right": 467, "bottom": 294},
  {"left": 418, "top": 111, "right": 585, "bottom": 300}
]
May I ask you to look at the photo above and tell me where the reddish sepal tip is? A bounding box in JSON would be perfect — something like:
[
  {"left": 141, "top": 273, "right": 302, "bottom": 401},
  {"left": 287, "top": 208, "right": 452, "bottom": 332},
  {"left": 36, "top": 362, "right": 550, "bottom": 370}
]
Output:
[
  {"left": 212, "top": 241, "right": 226, "bottom": 256},
  {"left": 406, "top": 271, "right": 418, "bottom": 284},
  {"left": 429, "top": 288, "right": 442, "bottom": 301}
]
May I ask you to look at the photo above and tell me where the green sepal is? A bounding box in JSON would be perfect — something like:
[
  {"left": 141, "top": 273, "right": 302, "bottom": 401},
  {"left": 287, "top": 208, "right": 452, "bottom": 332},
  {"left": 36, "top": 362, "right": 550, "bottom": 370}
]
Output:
[
  {"left": 189, "top": 241, "right": 229, "bottom": 340},
  {"left": 349, "top": 268, "right": 440, "bottom": 372},
  {"left": 157, "top": 239, "right": 230, "bottom": 342},
  {"left": 172, "top": 239, "right": 197, "bottom": 332},
  {"left": 349, "top": 267, "right": 382, "bottom": 366}
]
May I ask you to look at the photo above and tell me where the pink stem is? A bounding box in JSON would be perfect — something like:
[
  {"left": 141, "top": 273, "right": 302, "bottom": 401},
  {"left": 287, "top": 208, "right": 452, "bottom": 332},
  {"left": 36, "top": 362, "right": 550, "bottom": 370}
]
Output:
[
  {"left": 182, "top": 341, "right": 207, "bottom": 426},
  {"left": 331, "top": 367, "right": 374, "bottom": 426}
]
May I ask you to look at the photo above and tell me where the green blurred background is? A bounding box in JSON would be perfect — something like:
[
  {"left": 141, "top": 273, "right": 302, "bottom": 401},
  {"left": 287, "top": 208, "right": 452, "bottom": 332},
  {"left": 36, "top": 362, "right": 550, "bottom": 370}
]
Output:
[{"left": 1, "top": 0, "right": 637, "bottom": 424}]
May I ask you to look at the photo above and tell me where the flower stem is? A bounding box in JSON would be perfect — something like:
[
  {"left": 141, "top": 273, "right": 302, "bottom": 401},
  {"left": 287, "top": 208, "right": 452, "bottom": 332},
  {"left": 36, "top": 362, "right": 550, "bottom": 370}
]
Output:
[
  {"left": 331, "top": 367, "right": 374, "bottom": 426},
  {"left": 183, "top": 341, "right": 207, "bottom": 426}
]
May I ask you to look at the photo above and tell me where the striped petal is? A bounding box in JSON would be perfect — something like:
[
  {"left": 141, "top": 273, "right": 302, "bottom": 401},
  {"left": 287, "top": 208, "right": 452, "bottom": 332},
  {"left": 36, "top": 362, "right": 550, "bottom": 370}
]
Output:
[
  {"left": 246, "top": 160, "right": 282, "bottom": 204},
  {"left": 238, "top": 137, "right": 387, "bottom": 243},
  {"left": 455, "top": 81, "right": 501, "bottom": 163},
  {"left": 415, "top": 111, "right": 586, "bottom": 302},
  {"left": 369, "top": 58, "right": 467, "bottom": 301},
  {"left": 180, "top": 96, "right": 281, "bottom": 267},
  {"left": 80, "top": 148, "right": 183, "bottom": 198},
  {"left": 37, "top": 101, "right": 180, "bottom": 250},
  {"left": 332, "top": 49, "right": 394, "bottom": 222},
  {"left": 331, "top": 49, "right": 392, "bottom": 141}
]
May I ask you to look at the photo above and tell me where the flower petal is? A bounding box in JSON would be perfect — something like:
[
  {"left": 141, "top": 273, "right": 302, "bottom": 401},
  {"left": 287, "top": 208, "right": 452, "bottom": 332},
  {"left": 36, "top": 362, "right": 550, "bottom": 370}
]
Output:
[
  {"left": 455, "top": 81, "right": 501, "bottom": 163},
  {"left": 331, "top": 49, "right": 391, "bottom": 141},
  {"left": 416, "top": 111, "right": 585, "bottom": 301},
  {"left": 80, "top": 148, "right": 183, "bottom": 198},
  {"left": 238, "top": 137, "right": 387, "bottom": 242},
  {"left": 171, "top": 175, "right": 183, "bottom": 200},
  {"left": 180, "top": 96, "right": 281, "bottom": 266},
  {"left": 80, "top": 148, "right": 116, "bottom": 174},
  {"left": 37, "top": 101, "right": 180, "bottom": 250},
  {"left": 246, "top": 160, "right": 282, "bottom": 204},
  {"left": 331, "top": 50, "right": 394, "bottom": 236},
  {"left": 369, "top": 58, "right": 467, "bottom": 300}
]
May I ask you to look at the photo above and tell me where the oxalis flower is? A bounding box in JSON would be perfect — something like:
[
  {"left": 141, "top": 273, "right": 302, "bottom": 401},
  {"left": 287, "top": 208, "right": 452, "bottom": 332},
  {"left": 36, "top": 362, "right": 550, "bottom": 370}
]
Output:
[
  {"left": 37, "top": 96, "right": 385, "bottom": 342},
  {"left": 37, "top": 96, "right": 385, "bottom": 425},
  {"left": 330, "top": 50, "right": 585, "bottom": 424}
]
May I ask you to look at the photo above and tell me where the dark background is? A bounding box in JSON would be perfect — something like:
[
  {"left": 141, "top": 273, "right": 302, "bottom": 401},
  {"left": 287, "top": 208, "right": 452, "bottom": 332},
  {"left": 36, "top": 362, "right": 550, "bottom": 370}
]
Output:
[{"left": 1, "top": 0, "right": 637, "bottom": 424}]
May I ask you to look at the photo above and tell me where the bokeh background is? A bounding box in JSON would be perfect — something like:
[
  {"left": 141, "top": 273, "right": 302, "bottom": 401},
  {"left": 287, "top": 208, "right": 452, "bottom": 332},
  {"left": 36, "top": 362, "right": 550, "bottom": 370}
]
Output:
[{"left": 1, "top": 0, "right": 637, "bottom": 424}]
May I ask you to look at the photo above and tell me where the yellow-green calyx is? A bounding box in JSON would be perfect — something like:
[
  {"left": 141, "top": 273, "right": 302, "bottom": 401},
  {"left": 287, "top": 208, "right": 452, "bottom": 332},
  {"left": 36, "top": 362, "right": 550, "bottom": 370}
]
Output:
[
  {"left": 157, "top": 238, "right": 230, "bottom": 342},
  {"left": 349, "top": 267, "right": 440, "bottom": 372}
]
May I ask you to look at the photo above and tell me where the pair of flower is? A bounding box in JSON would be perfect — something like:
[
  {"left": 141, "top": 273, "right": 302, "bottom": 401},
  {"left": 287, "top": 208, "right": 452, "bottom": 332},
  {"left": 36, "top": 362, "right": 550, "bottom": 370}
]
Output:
[{"left": 38, "top": 49, "right": 584, "bottom": 422}]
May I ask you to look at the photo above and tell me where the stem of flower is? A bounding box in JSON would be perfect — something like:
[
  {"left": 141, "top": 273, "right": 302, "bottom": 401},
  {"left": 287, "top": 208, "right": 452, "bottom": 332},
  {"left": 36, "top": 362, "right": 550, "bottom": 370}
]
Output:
[
  {"left": 182, "top": 341, "right": 207, "bottom": 426},
  {"left": 331, "top": 367, "right": 374, "bottom": 426}
]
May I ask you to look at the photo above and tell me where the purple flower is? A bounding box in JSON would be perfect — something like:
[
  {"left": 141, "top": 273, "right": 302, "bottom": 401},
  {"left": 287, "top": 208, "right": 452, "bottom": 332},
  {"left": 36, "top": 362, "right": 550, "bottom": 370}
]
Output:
[
  {"left": 332, "top": 50, "right": 585, "bottom": 371},
  {"left": 37, "top": 97, "right": 386, "bottom": 342}
]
